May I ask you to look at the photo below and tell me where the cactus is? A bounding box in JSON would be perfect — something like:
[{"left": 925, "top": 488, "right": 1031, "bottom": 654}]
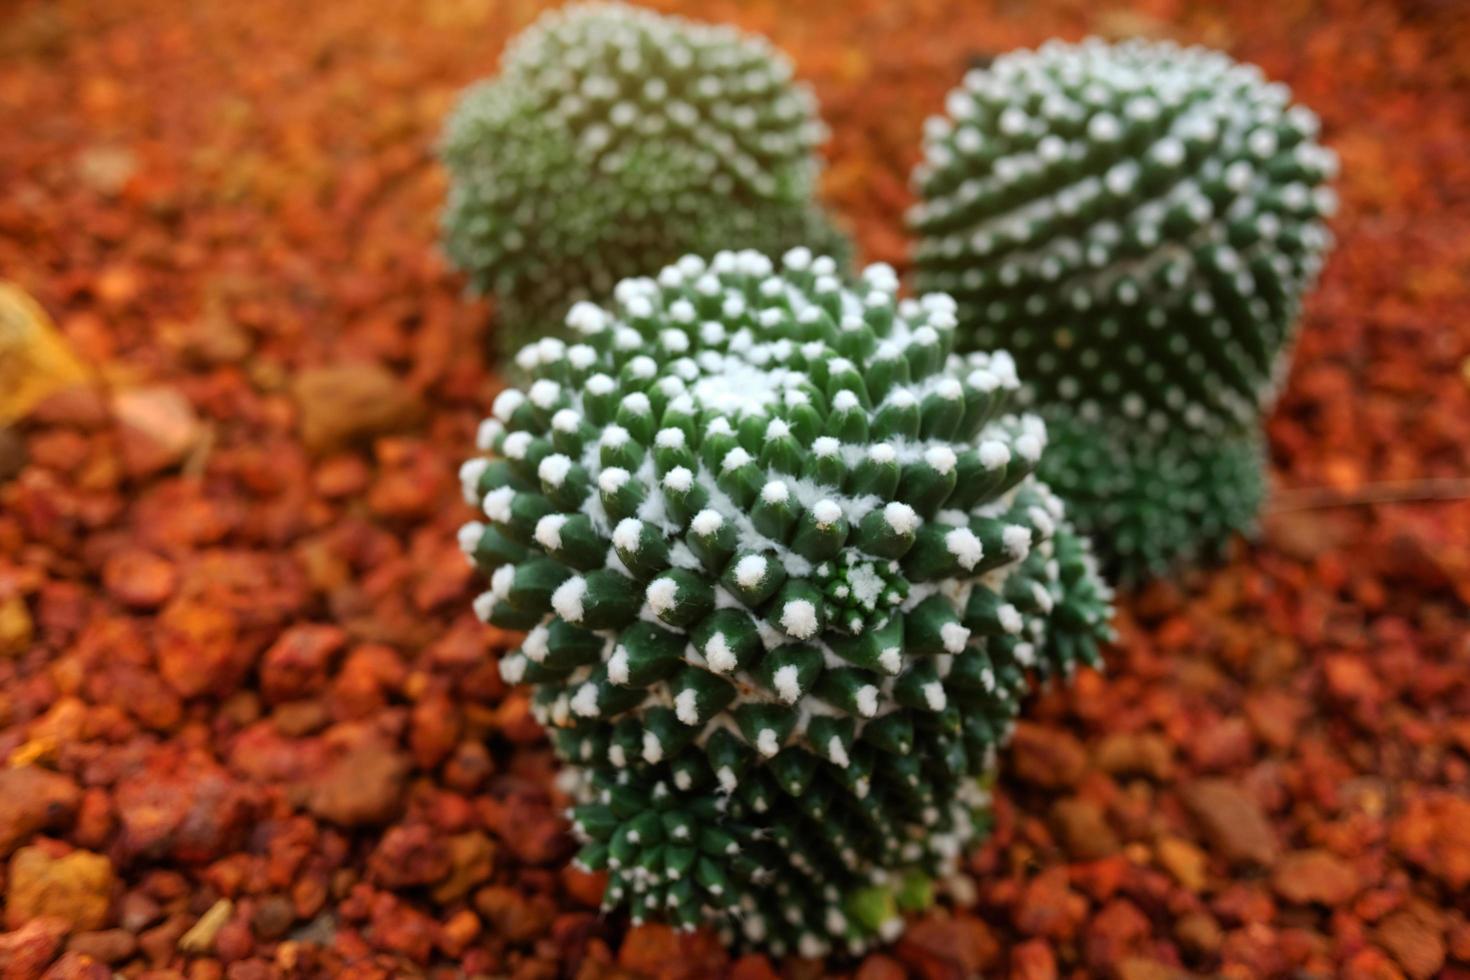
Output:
[
  {"left": 458, "top": 247, "right": 1113, "bottom": 954},
  {"left": 440, "top": 2, "right": 850, "bottom": 356},
  {"left": 910, "top": 38, "right": 1337, "bottom": 578}
]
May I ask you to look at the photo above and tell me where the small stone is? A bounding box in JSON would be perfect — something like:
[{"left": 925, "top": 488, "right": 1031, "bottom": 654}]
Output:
[
  {"left": 112, "top": 386, "right": 201, "bottom": 477},
  {"left": 177, "top": 899, "right": 232, "bottom": 955},
  {"left": 473, "top": 885, "right": 555, "bottom": 944},
  {"left": 250, "top": 895, "right": 295, "bottom": 941},
  {"left": 0, "top": 595, "right": 33, "bottom": 658},
  {"left": 368, "top": 825, "right": 451, "bottom": 889},
  {"left": 1013, "top": 867, "right": 1086, "bottom": 940},
  {"left": 66, "top": 928, "right": 137, "bottom": 964},
  {"left": 1010, "top": 938, "right": 1058, "bottom": 980},
  {"left": 100, "top": 549, "right": 177, "bottom": 609},
  {"left": 1272, "top": 849, "right": 1360, "bottom": 905},
  {"left": 1009, "top": 722, "right": 1087, "bottom": 788},
  {"left": 1093, "top": 732, "right": 1173, "bottom": 780},
  {"left": 0, "top": 426, "right": 25, "bottom": 483},
  {"left": 1155, "top": 836, "right": 1209, "bottom": 893},
  {"left": 292, "top": 362, "right": 424, "bottom": 455},
  {"left": 1173, "top": 911, "right": 1222, "bottom": 958},
  {"left": 0, "top": 917, "right": 68, "bottom": 979},
  {"left": 431, "top": 832, "right": 496, "bottom": 904},
  {"left": 155, "top": 599, "right": 242, "bottom": 698},
  {"left": 1180, "top": 779, "right": 1280, "bottom": 867},
  {"left": 0, "top": 767, "right": 81, "bottom": 856},
  {"left": 6, "top": 846, "right": 116, "bottom": 931},
  {"left": 1376, "top": 911, "right": 1446, "bottom": 979},
  {"left": 437, "top": 909, "right": 481, "bottom": 958},
  {"left": 41, "top": 950, "right": 113, "bottom": 979},
  {"left": 1051, "top": 798, "right": 1120, "bottom": 861},
  {"left": 854, "top": 953, "right": 905, "bottom": 980},
  {"left": 259, "top": 624, "right": 347, "bottom": 704},
  {"left": 306, "top": 738, "right": 409, "bottom": 827},
  {"left": 1391, "top": 795, "right": 1470, "bottom": 890},
  {"left": 894, "top": 912, "right": 999, "bottom": 978}
]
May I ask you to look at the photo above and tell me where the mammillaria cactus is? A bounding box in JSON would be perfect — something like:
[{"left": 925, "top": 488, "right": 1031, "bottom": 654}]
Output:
[
  {"left": 458, "top": 247, "right": 1113, "bottom": 954},
  {"left": 909, "top": 38, "right": 1337, "bottom": 578},
  {"left": 440, "top": 2, "right": 849, "bottom": 356}
]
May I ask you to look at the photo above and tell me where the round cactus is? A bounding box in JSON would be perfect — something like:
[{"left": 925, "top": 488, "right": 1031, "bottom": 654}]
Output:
[
  {"left": 440, "top": 2, "right": 850, "bottom": 355},
  {"left": 458, "top": 248, "right": 1113, "bottom": 955},
  {"left": 909, "top": 38, "right": 1337, "bottom": 578}
]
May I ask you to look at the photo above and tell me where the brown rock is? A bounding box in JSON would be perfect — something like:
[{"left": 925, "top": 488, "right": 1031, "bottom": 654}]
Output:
[
  {"left": 0, "top": 595, "right": 33, "bottom": 658},
  {"left": 65, "top": 928, "right": 137, "bottom": 964},
  {"left": 368, "top": 824, "right": 451, "bottom": 889},
  {"left": 40, "top": 950, "right": 112, "bottom": 979},
  {"left": 1375, "top": 911, "right": 1446, "bottom": 980},
  {"left": 306, "top": 738, "right": 408, "bottom": 827},
  {"left": 473, "top": 885, "right": 555, "bottom": 944},
  {"left": 854, "top": 954, "right": 905, "bottom": 980},
  {"left": 100, "top": 549, "right": 177, "bottom": 609},
  {"left": 1009, "top": 938, "right": 1058, "bottom": 980},
  {"left": 1391, "top": 795, "right": 1470, "bottom": 890},
  {"left": 893, "top": 913, "right": 999, "bottom": 979},
  {"left": 155, "top": 598, "right": 242, "bottom": 698},
  {"left": 259, "top": 624, "right": 347, "bottom": 703},
  {"left": 114, "top": 756, "right": 253, "bottom": 863},
  {"left": 1180, "top": 779, "right": 1279, "bottom": 867},
  {"left": 292, "top": 362, "right": 423, "bottom": 455},
  {"left": 1050, "top": 798, "right": 1120, "bottom": 861},
  {"left": 6, "top": 846, "right": 115, "bottom": 931},
  {"left": 1174, "top": 911, "right": 1222, "bottom": 958},
  {"left": 431, "top": 832, "right": 496, "bottom": 904},
  {"left": 1272, "top": 849, "right": 1360, "bottom": 905},
  {"left": 0, "top": 917, "right": 68, "bottom": 978},
  {"left": 112, "top": 386, "right": 201, "bottom": 476},
  {"left": 1093, "top": 732, "right": 1174, "bottom": 781},
  {"left": 0, "top": 767, "right": 81, "bottom": 856},
  {"left": 249, "top": 895, "right": 295, "bottom": 941},
  {"left": 1009, "top": 723, "right": 1087, "bottom": 789},
  {"left": 1155, "top": 836, "right": 1209, "bottom": 893},
  {"left": 1013, "top": 867, "right": 1086, "bottom": 939}
]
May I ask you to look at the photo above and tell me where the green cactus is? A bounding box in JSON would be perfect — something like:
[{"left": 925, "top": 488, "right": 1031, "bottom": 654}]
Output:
[
  {"left": 910, "top": 38, "right": 1337, "bottom": 579},
  {"left": 440, "top": 2, "right": 850, "bottom": 356},
  {"left": 459, "top": 248, "right": 1113, "bottom": 954}
]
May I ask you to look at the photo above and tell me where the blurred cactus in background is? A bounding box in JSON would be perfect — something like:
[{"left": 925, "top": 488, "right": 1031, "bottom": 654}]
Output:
[
  {"left": 440, "top": 2, "right": 850, "bottom": 356},
  {"left": 911, "top": 38, "right": 1337, "bottom": 580},
  {"left": 459, "top": 247, "right": 1112, "bottom": 954}
]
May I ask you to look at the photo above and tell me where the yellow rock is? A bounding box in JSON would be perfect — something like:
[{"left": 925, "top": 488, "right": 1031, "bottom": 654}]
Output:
[
  {"left": 0, "top": 595, "right": 33, "bottom": 659},
  {"left": 0, "top": 283, "right": 87, "bottom": 424}
]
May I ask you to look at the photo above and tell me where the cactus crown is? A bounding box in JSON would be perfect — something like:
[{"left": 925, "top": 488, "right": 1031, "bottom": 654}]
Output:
[
  {"left": 459, "top": 248, "right": 1112, "bottom": 954},
  {"left": 910, "top": 38, "right": 1337, "bottom": 577},
  {"left": 440, "top": 2, "right": 847, "bottom": 353}
]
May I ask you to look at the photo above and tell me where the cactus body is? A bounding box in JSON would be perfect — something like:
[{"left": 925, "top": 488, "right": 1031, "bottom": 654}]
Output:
[
  {"left": 441, "top": 2, "right": 850, "bottom": 355},
  {"left": 460, "top": 248, "right": 1112, "bottom": 954},
  {"left": 910, "top": 38, "right": 1336, "bottom": 578}
]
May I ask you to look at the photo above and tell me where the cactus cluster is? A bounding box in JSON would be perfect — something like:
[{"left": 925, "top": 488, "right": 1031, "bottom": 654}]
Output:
[
  {"left": 910, "top": 38, "right": 1337, "bottom": 578},
  {"left": 440, "top": 2, "right": 849, "bottom": 355},
  {"left": 458, "top": 249, "right": 1112, "bottom": 954}
]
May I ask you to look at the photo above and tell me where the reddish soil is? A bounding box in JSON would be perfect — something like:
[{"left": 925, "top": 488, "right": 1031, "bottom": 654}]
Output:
[{"left": 1, "top": 0, "right": 1467, "bottom": 978}]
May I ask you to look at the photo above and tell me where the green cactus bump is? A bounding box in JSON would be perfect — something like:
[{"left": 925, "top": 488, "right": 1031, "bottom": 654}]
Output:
[
  {"left": 440, "top": 2, "right": 850, "bottom": 355},
  {"left": 910, "top": 38, "right": 1337, "bottom": 579},
  {"left": 459, "top": 248, "right": 1113, "bottom": 954}
]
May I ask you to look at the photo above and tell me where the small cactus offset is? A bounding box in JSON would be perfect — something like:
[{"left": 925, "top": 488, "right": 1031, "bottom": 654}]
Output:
[
  {"left": 440, "top": 2, "right": 850, "bottom": 355},
  {"left": 459, "top": 248, "right": 1113, "bottom": 955},
  {"left": 910, "top": 38, "right": 1337, "bottom": 578}
]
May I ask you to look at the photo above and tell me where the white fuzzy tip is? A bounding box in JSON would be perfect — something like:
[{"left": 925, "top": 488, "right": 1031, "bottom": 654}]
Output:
[
  {"left": 717, "top": 766, "right": 737, "bottom": 793},
  {"left": 597, "top": 467, "right": 630, "bottom": 493},
  {"left": 663, "top": 466, "right": 694, "bottom": 493},
  {"left": 534, "top": 514, "right": 567, "bottom": 551},
  {"left": 813, "top": 436, "right": 840, "bottom": 458},
  {"left": 827, "top": 736, "right": 850, "bottom": 768},
  {"left": 722, "top": 447, "right": 752, "bottom": 472},
  {"left": 1015, "top": 433, "right": 1043, "bottom": 462},
  {"left": 773, "top": 665, "right": 802, "bottom": 703},
  {"left": 811, "top": 500, "right": 842, "bottom": 526},
  {"left": 780, "top": 600, "right": 819, "bottom": 639},
  {"left": 482, "top": 486, "right": 514, "bottom": 523},
  {"left": 459, "top": 459, "right": 488, "bottom": 504},
  {"left": 491, "top": 389, "right": 525, "bottom": 422},
  {"left": 457, "top": 521, "right": 484, "bottom": 557},
  {"left": 655, "top": 428, "right": 686, "bottom": 449},
  {"left": 884, "top": 502, "right": 920, "bottom": 535},
  {"left": 612, "top": 518, "right": 644, "bottom": 553},
  {"left": 879, "top": 647, "right": 902, "bottom": 674},
  {"left": 945, "top": 528, "right": 983, "bottom": 570},
  {"left": 690, "top": 509, "right": 724, "bottom": 536},
  {"left": 1003, "top": 524, "right": 1032, "bottom": 559},
  {"left": 922, "top": 681, "right": 948, "bottom": 712},
  {"left": 705, "top": 633, "right": 737, "bottom": 673},
  {"left": 642, "top": 731, "right": 664, "bottom": 764},
  {"left": 607, "top": 646, "right": 630, "bottom": 685},
  {"left": 734, "top": 554, "right": 768, "bottom": 588},
  {"left": 675, "top": 689, "right": 701, "bottom": 725},
  {"left": 998, "top": 603, "right": 1023, "bottom": 634},
  {"left": 475, "top": 419, "right": 503, "bottom": 452},
  {"left": 979, "top": 440, "right": 1011, "bottom": 469},
  {"left": 472, "top": 591, "right": 496, "bottom": 623},
  {"left": 570, "top": 683, "right": 600, "bottom": 717},
  {"left": 551, "top": 577, "right": 588, "bottom": 623},
  {"left": 756, "top": 729, "right": 781, "bottom": 757},
  {"left": 521, "top": 626, "right": 549, "bottom": 664},
  {"left": 856, "top": 685, "right": 879, "bottom": 717},
  {"left": 924, "top": 446, "right": 958, "bottom": 474},
  {"left": 761, "top": 481, "right": 789, "bottom": 504},
  {"left": 646, "top": 577, "right": 679, "bottom": 614},
  {"left": 868, "top": 443, "right": 897, "bottom": 464},
  {"left": 940, "top": 621, "right": 971, "bottom": 654}
]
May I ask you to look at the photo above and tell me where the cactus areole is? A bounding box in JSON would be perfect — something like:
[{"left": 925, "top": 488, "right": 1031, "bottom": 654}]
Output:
[
  {"left": 911, "top": 38, "right": 1337, "bottom": 579},
  {"left": 459, "top": 249, "right": 1112, "bottom": 955}
]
